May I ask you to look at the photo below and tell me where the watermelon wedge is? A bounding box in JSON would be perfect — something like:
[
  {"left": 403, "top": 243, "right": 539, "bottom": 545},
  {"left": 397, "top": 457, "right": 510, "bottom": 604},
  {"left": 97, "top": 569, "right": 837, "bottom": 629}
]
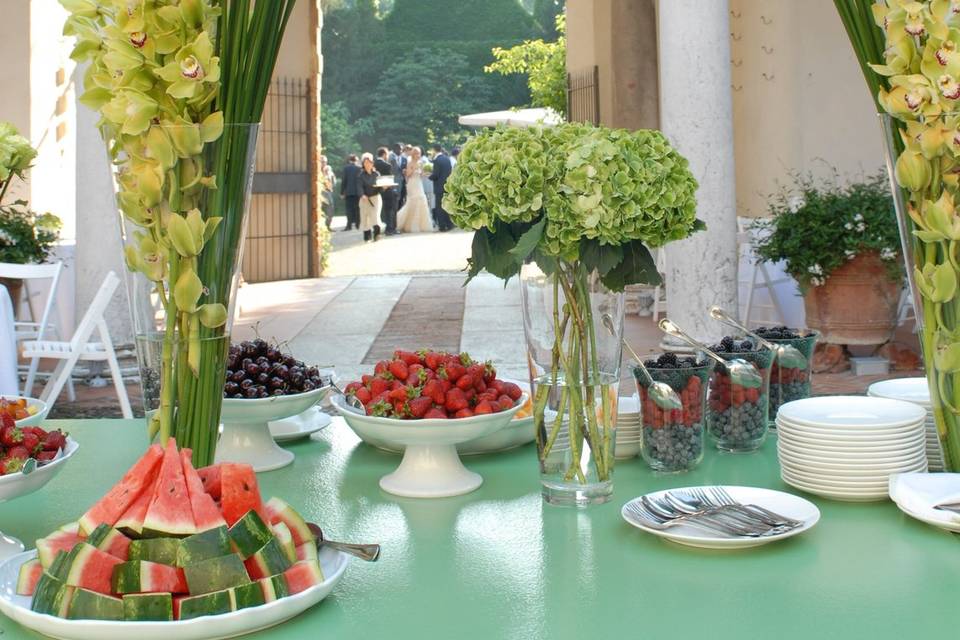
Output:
[
  {"left": 114, "top": 476, "right": 157, "bottom": 538},
  {"left": 196, "top": 465, "right": 222, "bottom": 501},
  {"left": 180, "top": 449, "right": 227, "bottom": 532},
  {"left": 283, "top": 561, "right": 324, "bottom": 595},
  {"left": 264, "top": 497, "right": 314, "bottom": 547},
  {"left": 16, "top": 559, "right": 42, "bottom": 596},
  {"left": 220, "top": 464, "right": 266, "bottom": 526},
  {"left": 65, "top": 544, "right": 124, "bottom": 595},
  {"left": 79, "top": 444, "right": 164, "bottom": 535},
  {"left": 112, "top": 560, "right": 188, "bottom": 594},
  {"left": 36, "top": 531, "right": 83, "bottom": 569},
  {"left": 142, "top": 440, "right": 196, "bottom": 538}
]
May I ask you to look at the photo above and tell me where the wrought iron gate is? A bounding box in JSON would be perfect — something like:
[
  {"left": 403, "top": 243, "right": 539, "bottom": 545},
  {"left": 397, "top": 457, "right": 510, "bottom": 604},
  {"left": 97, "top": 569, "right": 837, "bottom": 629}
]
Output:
[
  {"left": 242, "top": 78, "right": 316, "bottom": 283},
  {"left": 567, "top": 66, "right": 600, "bottom": 125}
]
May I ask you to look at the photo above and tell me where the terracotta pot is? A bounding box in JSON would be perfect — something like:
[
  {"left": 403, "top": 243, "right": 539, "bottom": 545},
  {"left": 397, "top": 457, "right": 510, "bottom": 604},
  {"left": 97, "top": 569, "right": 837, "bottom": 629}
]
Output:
[
  {"left": 802, "top": 252, "right": 900, "bottom": 345},
  {"left": 0, "top": 277, "right": 22, "bottom": 317}
]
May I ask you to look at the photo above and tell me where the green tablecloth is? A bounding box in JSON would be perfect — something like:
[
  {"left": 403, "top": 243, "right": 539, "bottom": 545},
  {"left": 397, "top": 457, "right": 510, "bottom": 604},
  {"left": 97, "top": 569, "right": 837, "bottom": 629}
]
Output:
[{"left": 1, "top": 418, "right": 957, "bottom": 639}]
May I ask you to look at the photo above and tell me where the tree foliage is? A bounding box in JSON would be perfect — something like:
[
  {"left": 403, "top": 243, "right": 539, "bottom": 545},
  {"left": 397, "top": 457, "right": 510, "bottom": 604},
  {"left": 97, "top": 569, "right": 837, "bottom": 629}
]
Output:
[
  {"left": 485, "top": 14, "right": 566, "bottom": 116},
  {"left": 321, "top": 101, "right": 372, "bottom": 163}
]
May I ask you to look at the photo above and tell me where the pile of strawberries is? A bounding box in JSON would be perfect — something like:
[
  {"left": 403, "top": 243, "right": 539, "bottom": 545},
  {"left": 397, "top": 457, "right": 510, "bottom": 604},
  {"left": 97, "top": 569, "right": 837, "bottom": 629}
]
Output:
[
  {"left": 345, "top": 350, "right": 523, "bottom": 419},
  {"left": 0, "top": 412, "right": 68, "bottom": 475},
  {"left": 640, "top": 374, "right": 704, "bottom": 429}
]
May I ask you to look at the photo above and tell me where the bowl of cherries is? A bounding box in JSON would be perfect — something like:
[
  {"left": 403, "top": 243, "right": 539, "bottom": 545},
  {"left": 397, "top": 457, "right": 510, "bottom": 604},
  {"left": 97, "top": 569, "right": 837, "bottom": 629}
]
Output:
[{"left": 219, "top": 339, "right": 332, "bottom": 472}]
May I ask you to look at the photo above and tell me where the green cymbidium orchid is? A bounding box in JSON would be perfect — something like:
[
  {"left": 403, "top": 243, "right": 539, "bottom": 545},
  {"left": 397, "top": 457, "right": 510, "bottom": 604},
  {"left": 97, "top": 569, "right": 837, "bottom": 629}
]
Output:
[{"left": 155, "top": 32, "right": 220, "bottom": 101}]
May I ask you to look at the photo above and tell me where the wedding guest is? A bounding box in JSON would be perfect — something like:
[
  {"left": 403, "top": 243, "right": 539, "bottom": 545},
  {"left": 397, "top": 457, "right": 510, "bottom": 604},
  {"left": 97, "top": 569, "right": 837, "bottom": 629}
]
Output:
[
  {"left": 375, "top": 147, "right": 399, "bottom": 236},
  {"left": 399, "top": 144, "right": 413, "bottom": 208},
  {"left": 320, "top": 154, "right": 336, "bottom": 230},
  {"left": 340, "top": 154, "right": 362, "bottom": 231},
  {"left": 450, "top": 146, "right": 461, "bottom": 169},
  {"left": 358, "top": 152, "right": 382, "bottom": 242},
  {"left": 429, "top": 144, "right": 453, "bottom": 232}
]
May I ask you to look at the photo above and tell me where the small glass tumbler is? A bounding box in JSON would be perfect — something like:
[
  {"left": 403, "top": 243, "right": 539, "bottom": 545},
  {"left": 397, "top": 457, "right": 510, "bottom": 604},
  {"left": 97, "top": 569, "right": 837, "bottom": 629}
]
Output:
[
  {"left": 634, "top": 355, "right": 714, "bottom": 472},
  {"left": 707, "top": 346, "right": 775, "bottom": 452},
  {"left": 767, "top": 330, "right": 819, "bottom": 427}
]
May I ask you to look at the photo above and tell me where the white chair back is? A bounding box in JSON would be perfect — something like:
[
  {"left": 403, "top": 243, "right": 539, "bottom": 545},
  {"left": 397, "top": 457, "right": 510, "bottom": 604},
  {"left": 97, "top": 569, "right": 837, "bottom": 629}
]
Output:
[
  {"left": 71, "top": 271, "right": 120, "bottom": 350},
  {"left": 0, "top": 261, "right": 63, "bottom": 339}
]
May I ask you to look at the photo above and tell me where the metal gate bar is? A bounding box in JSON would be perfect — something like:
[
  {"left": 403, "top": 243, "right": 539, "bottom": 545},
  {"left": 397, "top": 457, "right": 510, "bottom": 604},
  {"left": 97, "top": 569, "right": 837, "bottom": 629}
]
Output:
[{"left": 567, "top": 66, "right": 600, "bottom": 125}]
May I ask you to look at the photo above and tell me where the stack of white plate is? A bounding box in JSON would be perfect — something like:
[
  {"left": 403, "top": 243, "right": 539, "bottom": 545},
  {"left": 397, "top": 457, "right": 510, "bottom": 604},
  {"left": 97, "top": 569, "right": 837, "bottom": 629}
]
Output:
[
  {"left": 866, "top": 377, "right": 944, "bottom": 472},
  {"left": 776, "top": 396, "right": 928, "bottom": 501},
  {"left": 615, "top": 394, "right": 642, "bottom": 459}
]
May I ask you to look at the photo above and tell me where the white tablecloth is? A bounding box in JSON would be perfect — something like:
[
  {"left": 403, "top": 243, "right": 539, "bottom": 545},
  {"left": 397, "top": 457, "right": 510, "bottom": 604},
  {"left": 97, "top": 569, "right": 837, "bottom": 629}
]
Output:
[{"left": 0, "top": 285, "right": 18, "bottom": 395}]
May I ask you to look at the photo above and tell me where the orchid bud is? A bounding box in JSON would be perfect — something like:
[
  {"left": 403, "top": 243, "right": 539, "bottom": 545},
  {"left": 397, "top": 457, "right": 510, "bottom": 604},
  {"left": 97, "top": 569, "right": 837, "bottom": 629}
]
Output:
[
  {"left": 168, "top": 213, "right": 201, "bottom": 257},
  {"left": 174, "top": 268, "right": 203, "bottom": 313},
  {"left": 198, "top": 303, "right": 227, "bottom": 328},
  {"left": 895, "top": 150, "right": 932, "bottom": 191}
]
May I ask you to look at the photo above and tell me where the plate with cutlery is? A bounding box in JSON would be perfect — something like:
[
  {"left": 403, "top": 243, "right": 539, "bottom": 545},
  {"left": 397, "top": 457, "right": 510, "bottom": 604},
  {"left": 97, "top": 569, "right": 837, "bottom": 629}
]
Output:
[{"left": 621, "top": 485, "right": 820, "bottom": 549}]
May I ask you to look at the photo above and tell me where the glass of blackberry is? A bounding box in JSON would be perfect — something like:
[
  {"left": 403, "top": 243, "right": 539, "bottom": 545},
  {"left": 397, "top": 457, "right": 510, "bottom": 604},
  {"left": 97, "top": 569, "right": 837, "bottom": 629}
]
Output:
[
  {"left": 634, "top": 353, "right": 714, "bottom": 472},
  {"left": 754, "top": 327, "right": 819, "bottom": 427},
  {"left": 706, "top": 336, "right": 775, "bottom": 452}
]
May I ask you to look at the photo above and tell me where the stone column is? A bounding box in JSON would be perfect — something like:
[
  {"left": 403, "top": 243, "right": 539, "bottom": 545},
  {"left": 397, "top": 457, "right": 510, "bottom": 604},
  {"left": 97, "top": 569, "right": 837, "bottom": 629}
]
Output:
[{"left": 659, "top": 0, "right": 739, "bottom": 343}]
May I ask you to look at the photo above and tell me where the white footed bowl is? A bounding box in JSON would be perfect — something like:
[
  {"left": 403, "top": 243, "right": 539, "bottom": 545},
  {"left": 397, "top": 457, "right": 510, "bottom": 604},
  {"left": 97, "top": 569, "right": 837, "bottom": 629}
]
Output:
[{"left": 3, "top": 396, "right": 50, "bottom": 428}]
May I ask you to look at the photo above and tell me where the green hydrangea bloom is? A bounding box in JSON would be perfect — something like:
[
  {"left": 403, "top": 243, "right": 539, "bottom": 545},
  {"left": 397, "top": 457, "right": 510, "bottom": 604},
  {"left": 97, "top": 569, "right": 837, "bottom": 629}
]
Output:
[{"left": 0, "top": 122, "right": 37, "bottom": 183}]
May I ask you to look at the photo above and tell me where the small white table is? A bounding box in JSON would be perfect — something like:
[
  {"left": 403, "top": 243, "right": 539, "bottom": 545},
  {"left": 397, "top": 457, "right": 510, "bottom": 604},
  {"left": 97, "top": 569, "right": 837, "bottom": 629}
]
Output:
[{"left": 0, "top": 285, "right": 18, "bottom": 395}]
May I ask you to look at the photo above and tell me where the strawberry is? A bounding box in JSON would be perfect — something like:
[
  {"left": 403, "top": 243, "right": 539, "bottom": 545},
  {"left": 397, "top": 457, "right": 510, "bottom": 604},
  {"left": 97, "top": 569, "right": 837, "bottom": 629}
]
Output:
[
  {"left": 406, "top": 365, "right": 427, "bottom": 386},
  {"left": 354, "top": 387, "right": 372, "bottom": 404},
  {"left": 0, "top": 413, "right": 13, "bottom": 429},
  {"left": 474, "top": 400, "right": 494, "bottom": 415},
  {"left": 424, "top": 407, "right": 448, "bottom": 420},
  {"left": 345, "top": 381, "right": 363, "bottom": 394},
  {"left": 388, "top": 387, "right": 409, "bottom": 402},
  {"left": 388, "top": 359, "right": 409, "bottom": 381},
  {"left": 369, "top": 377, "right": 390, "bottom": 397},
  {"left": 0, "top": 425, "right": 22, "bottom": 448},
  {"left": 488, "top": 379, "right": 505, "bottom": 396},
  {"left": 456, "top": 374, "right": 474, "bottom": 391},
  {"left": 368, "top": 400, "right": 393, "bottom": 417},
  {"left": 464, "top": 388, "right": 476, "bottom": 403},
  {"left": 395, "top": 350, "right": 421, "bottom": 366},
  {"left": 391, "top": 379, "right": 405, "bottom": 391},
  {"left": 21, "top": 432, "right": 40, "bottom": 454},
  {"left": 445, "top": 388, "right": 468, "bottom": 412},
  {"left": 498, "top": 395, "right": 515, "bottom": 411},
  {"left": 1, "top": 455, "right": 25, "bottom": 475},
  {"left": 42, "top": 430, "right": 67, "bottom": 452},
  {"left": 422, "top": 379, "right": 445, "bottom": 404},
  {"left": 408, "top": 396, "right": 434, "bottom": 418},
  {"left": 466, "top": 364, "right": 484, "bottom": 384},
  {"left": 374, "top": 360, "right": 391, "bottom": 375},
  {"left": 453, "top": 408, "right": 475, "bottom": 419},
  {"left": 393, "top": 400, "right": 409, "bottom": 417},
  {"left": 445, "top": 362, "right": 466, "bottom": 382},
  {"left": 361, "top": 374, "right": 373, "bottom": 385},
  {"left": 424, "top": 351, "right": 443, "bottom": 371},
  {"left": 7, "top": 445, "right": 29, "bottom": 460},
  {"left": 501, "top": 382, "right": 523, "bottom": 401},
  {"left": 482, "top": 362, "right": 497, "bottom": 383},
  {"left": 439, "top": 378, "right": 452, "bottom": 393},
  {"left": 474, "top": 379, "right": 487, "bottom": 394},
  {"left": 35, "top": 450, "right": 57, "bottom": 462}
]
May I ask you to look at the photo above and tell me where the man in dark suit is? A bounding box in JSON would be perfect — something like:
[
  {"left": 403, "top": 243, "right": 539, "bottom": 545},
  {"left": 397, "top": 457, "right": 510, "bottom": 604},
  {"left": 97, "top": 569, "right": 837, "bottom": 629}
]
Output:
[
  {"left": 388, "top": 143, "right": 406, "bottom": 209},
  {"left": 339, "top": 154, "right": 362, "bottom": 231},
  {"left": 375, "top": 147, "right": 399, "bottom": 236},
  {"left": 429, "top": 144, "right": 453, "bottom": 232}
]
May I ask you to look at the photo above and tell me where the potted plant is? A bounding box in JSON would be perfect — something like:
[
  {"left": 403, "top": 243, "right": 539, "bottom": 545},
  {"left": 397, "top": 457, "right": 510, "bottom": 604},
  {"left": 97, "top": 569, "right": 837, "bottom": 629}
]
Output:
[
  {"left": 752, "top": 174, "right": 903, "bottom": 345},
  {"left": 0, "top": 122, "right": 62, "bottom": 306},
  {"left": 446, "top": 123, "right": 701, "bottom": 506}
]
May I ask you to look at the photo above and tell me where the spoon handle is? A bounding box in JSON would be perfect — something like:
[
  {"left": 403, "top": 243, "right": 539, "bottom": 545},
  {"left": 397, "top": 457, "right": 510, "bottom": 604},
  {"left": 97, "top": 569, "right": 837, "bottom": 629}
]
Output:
[
  {"left": 708, "top": 306, "right": 777, "bottom": 351},
  {"left": 320, "top": 540, "right": 381, "bottom": 562},
  {"left": 657, "top": 319, "right": 728, "bottom": 367}
]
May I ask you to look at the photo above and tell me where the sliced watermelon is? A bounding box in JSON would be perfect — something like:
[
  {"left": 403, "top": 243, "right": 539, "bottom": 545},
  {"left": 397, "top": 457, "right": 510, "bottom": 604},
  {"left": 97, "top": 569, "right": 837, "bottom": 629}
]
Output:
[
  {"left": 283, "top": 561, "right": 324, "bottom": 595},
  {"left": 180, "top": 449, "right": 227, "bottom": 532},
  {"left": 58, "top": 522, "right": 81, "bottom": 535},
  {"left": 264, "top": 497, "right": 314, "bottom": 547},
  {"left": 16, "top": 559, "right": 42, "bottom": 596},
  {"left": 295, "top": 542, "right": 318, "bottom": 563},
  {"left": 85, "top": 524, "right": 131, "bottom": 561},
  {"left": 271, "top": 522, "right": 296, "bottom": 563},
  {"left": 112, "top": 560, "right": 188, "bottom": 594},
  {"left": 197, "top": 465, "right": 222, "bottom": 500},
  {"left": 36, "top": 531, "right": 83, "bottom": 569},
  {"left": 65, "top": 543, "right": 125, "bottom": 595},
  {"left": 114, "top": 477, "right": 156, "bottom": 538},
  {"left": 78, "top": 444, "right": 164, "bottom": 535},
  {"left": 220, "top": 464, "right": 266, "bottom": 527},
  {"left": 142, "top": 440, "right": 196, "bottom": 537}
]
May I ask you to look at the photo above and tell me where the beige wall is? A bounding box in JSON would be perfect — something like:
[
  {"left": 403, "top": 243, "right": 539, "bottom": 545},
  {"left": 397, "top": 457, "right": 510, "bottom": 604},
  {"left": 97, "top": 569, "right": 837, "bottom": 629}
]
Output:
[{"left": 0, "top": 2, "right": 33, "bottom": 205}]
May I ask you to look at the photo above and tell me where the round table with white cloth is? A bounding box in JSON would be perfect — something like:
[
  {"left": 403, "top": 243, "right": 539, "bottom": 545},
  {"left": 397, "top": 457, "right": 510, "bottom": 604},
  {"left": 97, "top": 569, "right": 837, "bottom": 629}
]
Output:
[{"left": 0, "top": 285, "right": 18, "bottom": 396}]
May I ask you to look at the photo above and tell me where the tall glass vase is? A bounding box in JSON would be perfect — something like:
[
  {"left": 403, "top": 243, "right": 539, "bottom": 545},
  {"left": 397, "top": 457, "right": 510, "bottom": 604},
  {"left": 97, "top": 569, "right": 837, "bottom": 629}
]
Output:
[
  {"left": 880, "top": 114, "right": 960, "bottom": 470},
  {"left": 115, "top": 124, "right": 259, "bottom": 467},
  {"left": 520, "top": 261, "right": 625, "bottom": 506}
]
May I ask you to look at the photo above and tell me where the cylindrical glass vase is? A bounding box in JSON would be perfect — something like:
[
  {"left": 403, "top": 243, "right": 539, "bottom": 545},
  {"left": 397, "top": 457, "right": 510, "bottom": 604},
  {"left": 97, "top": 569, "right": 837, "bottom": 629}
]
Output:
[
  {"left": 707, "top": 345, "right": 775, "bottom": 452},
  {"left": 520, "top": 261, "right": 624, "bottom": 507},
  {"left": 114, "top": 124, "right": 259, "bottom": 467},
  {"left": 767, "top": 330, "right": 819, "bottom": 426}
]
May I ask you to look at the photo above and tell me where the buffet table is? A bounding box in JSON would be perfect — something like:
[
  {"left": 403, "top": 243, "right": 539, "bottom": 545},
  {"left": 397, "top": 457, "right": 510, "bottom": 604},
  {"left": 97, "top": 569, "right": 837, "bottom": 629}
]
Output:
[{"left": 1, "top": 418, "right": 957, "bottom": 639}]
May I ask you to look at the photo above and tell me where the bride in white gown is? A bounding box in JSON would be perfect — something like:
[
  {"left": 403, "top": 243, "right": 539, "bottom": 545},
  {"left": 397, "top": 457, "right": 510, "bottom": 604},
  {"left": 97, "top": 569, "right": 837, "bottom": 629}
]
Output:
[{"left": 397, "top": 147, "right": 433, "bottom": 233}]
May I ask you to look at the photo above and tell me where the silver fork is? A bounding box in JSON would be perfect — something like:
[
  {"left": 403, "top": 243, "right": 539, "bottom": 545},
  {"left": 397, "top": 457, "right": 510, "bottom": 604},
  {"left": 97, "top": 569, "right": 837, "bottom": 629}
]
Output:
[
  {"left": 659, "top": 492, "right": 784, "bottom": 533},
  {"left": 625, "top": 501, "right": 745, "bottom": 536},
  {"left": 637, "top": 496, "right": 776, "bottom": 537},
  {"left": 705, "top": 486, "right": 803, "bottom": 527}
]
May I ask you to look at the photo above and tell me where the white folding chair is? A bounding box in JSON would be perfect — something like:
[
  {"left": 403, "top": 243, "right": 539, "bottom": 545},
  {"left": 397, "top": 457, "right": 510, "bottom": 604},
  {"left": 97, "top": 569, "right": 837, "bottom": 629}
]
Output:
[
  {"left": 21, "top": 271, "right": 132, "bottom": 418},
  {"left": 0, "top": 261, "right": 75, "bottom": 399},
  {"left": 737, "top": 221, "right": 790, "bottom": 327}
]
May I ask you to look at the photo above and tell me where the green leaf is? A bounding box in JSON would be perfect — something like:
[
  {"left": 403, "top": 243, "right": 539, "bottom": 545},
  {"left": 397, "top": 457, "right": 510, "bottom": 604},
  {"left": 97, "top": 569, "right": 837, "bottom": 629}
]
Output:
[
  {"left": 600, "top": 241, "right": 661, "bottom": 292},
  {"left": 579, "top": 239, "right": 623, "bottom": 276},
  {"left": 508, "top": 217, "right": 546, "bottom": 260},
  {"left": 692, "top": 218, "right": 707, "bottom": 232}
]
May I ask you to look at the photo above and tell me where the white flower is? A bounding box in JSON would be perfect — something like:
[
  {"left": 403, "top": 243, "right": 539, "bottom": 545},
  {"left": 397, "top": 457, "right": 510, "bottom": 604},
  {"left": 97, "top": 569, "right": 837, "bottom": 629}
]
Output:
[
  {"left": 844, "top": 222, "right": 854, "bottom": 230},
  {"left": 880, "top": 247, "right": 897, "bottom": 260},
  {"left": 845, "top": 249, "right": 856, "bottom": 260},
  {"left": 853, "top": 213, "right": 864, "bottom": 222},
  {"left": 856, "top": 222, "right": 866, "bottom": 232},
  {"left": 808, "top": 264, "right": 824, "bottom": 276},
  {"left": 810, "top": 276, "right": 825, "bottom": 287}
]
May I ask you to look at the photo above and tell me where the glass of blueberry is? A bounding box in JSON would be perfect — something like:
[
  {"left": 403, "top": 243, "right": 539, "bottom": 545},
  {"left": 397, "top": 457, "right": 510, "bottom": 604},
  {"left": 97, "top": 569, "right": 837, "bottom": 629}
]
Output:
[
  {"left": 754, "top": 326, "right": 819, "bottom": 427},
  {"left": 707, "top": 336, "right": 775, "bottom": 452},
  {"left": 634, "top": 353, "right": 714, "bottom": 473}
]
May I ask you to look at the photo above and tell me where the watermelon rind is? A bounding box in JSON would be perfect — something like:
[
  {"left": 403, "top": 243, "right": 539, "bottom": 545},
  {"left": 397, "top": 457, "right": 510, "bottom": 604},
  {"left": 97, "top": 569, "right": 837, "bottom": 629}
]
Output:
[
  {"left": 79, "top": 444, "right": 164, "bottom": 535},
  {"left": 48, "top": 546, "right": 82, "bottom": 581},
  {"left": 85, "top": 524, "right": 131, "bottom": 561},
  {"left": 16, "top": 559, "right": 42, "bottom": 596},
  {"left": 128, "top": 538, "right": 181, "bottom": 566},
  {"left": 65, "top": 543, "right": 124, "bottom": 595},
  {"left": 123, "top": 593, "right": 174, "bottom": 621},
  {"left": 58, "top": 522, "right": 81, "bottom": 535},
  {"left": 111, "top": 560, "right": 187, "bottom": 594},
  {"left": 228, "top": 510, "right": 274, "bottom": 559},
  {"left": 229, "top": 582, "right": 265, "bottom": 611},
  {"left": 271, "top": 522, "right": 296, "bottom": 564},
  {"left": 67, "top": 588, "right": 124, "bottom": 621},
  {"left": 142, "top": 440, "right": 197, "bottom": 538},
  {"left": 284, "top": 560, "right": 324, "bottom": 595},
  {"left": 31, "top": 573, "right": 75, "bottom": 617},
  {"left": 177, "top": 526, "right": 231, "bottom": 567},
  {"left": 114, "top": 479, "right": 155, "bottom": 539},
  {"left": 36, "top": 531, "right": 83, "bottom": 569},
  {"left": 264, "top": 497, "right": 314, "bottom": 547},
  {"left": 257, "top": 574, "right": 289, "bottom": 603},
  {"left": 295, "top": 542, "right": 318, "bottom": 563},
  {"left": 177, "top": 589, "right": 232, "bottom": 620},
  {"left": 183, "top": 555, "right": 251, "bottom": 595},
  {"left": 243, "top": 538, "right": 292, "bottom": 581}
]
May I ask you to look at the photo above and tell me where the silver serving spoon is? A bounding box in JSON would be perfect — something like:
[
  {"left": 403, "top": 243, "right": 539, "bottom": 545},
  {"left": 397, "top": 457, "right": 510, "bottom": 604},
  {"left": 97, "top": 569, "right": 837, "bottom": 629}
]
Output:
[
  {"left": 329, "top": 380, "right": 365, "bottom": 412},
  {"left": 658, "top": 319, "right": 762, "bottom": 388},
  {"left": 600, "top": 314, "right": 681, "bottom": 411},
  {"left": 307, "top": 523, "right": 380, "bottom": 562},
  {"left": 709, "top": 306, "right": 807, "bottom": 369}
]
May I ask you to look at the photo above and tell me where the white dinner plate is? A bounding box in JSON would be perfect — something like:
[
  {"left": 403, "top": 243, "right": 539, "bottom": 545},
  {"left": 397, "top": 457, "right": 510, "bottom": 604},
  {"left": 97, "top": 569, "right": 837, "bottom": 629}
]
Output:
[
  {"left": 621, "top": 486, "right": 820, "bottom": 550},
  {"left": 775, "top": 423, "right": 925, "bottom": 448},
  {"left": 779, "top": 462, "right": 925, "bottom": 487},
  {"left": 776, "top": 438, "right": 925, "bottom": 463},
  {"left": 775, "top": 417, "right": 925, "bottom": 438},
  {"left": 0, "top": 547, "right": 349, "bottom": 640},
  {"left": 777, "top": 450, "right": 929, "bottom": 474},
  {"left": 866, "top": 378, "right": 931, "bottom": 405},
  {"left": 777, "top": 396, "right": 926, "bottom": 429},
  {"left": 780, "top": 475, "right": 889, "bottom": 502},
  {"left": 893, "top": 498, "right": 960, "bottom": 533},
  {"left": 269, "top": 407, "right": 333, "bottom": 443},
  {"left": 775, "top": 430, "right": 925, "bottom": 453}
]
